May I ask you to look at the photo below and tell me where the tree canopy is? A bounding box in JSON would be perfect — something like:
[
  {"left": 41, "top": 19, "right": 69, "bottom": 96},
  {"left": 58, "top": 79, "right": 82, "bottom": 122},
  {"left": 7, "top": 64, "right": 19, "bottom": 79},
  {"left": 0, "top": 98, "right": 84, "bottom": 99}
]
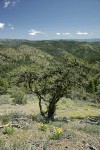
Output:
[{"left": 17, "top": 60, "right": 90, "bottom": 120}]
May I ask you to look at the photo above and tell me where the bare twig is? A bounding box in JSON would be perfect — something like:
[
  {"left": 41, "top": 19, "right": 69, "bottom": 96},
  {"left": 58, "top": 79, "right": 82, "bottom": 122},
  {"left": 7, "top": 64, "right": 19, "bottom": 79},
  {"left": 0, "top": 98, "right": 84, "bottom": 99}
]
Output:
[
  {"left": 83, "top": 140, "right": 97, "bottom": 150},
  {"left": 0, "top": 124, "right": 20, "bottom": 129}
]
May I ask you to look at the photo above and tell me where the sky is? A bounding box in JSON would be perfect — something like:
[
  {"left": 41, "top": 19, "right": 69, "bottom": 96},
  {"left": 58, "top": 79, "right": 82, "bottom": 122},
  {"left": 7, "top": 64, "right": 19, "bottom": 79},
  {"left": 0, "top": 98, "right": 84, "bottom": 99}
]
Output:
[{"left": 0, "top": 0, "right": 100, "bottom": 40}]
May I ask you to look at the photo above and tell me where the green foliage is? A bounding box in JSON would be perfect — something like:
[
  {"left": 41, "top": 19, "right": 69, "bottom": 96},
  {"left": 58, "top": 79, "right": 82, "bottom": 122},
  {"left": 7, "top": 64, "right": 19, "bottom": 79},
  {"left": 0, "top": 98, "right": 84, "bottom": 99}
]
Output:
[
  {"left": 17, "top": 60, "right": 90, "bottom": 120},
  {"left": 11, "top": 91, "right": 27, "bottom": 105},
  {"left": 0, "top": 78, "right": 8, "bottom": 94},
  {"left": 1, "top": 114, "right": 10, "bottom": 124},
  {"left": 87, "top": 80, "right": 96, "bottom": 93},
  {"left": 10, "top": 110, "right": 27, "bottom": 119},
  {"left": 49, "top": 127, "right": 63, "bottom": 140},
  {"left": 39, "top": 123, "right": 47, "bottom": 131},
  {"left": 3, "top": 124, "right": 14, "bottom": 135},
  {"left": 0, "top": 139, "right": 5, "bottom": 148},
  {"left": 0, "top": 40, "right": 99, "bottom": 103}
]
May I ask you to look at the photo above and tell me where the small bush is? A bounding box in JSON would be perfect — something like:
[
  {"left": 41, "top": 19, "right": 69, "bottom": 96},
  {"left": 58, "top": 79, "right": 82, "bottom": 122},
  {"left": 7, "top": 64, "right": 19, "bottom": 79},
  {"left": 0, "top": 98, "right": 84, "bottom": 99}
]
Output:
[
  {"left": 11, "top": 91, "right": 27, "bottom": 105},
  {"left": 1, "top": 114, "right": 10, "bottom": 124},
  {"left": 49, "top": 127, "right": 63, "bottom": 140},
  {"left": 3, "top": 124, "right": 14, "bottom": 135},
  {"left": 10, "top": 110, "right": 27, "bottom": 120},
  {"left": 39, "top": 123, "right": 47, "bottom": 131},
  {"left": 61, "top": 98, "right": 67, "bottom": 104},
  {"left": 0, "top": 78, "right": 8, "bottom": 94}
]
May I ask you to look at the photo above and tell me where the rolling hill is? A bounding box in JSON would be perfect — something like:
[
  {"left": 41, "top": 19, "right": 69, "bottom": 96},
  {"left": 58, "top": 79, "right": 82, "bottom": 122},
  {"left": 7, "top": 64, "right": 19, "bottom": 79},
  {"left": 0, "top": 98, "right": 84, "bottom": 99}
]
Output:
[{"left": 0, "top": 39, "right": 100, "bottom": 100}]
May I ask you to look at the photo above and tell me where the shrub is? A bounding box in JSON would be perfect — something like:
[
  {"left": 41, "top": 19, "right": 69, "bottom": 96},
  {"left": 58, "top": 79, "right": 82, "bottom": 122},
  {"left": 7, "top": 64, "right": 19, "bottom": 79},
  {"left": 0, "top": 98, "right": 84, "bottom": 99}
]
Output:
[
  {"left": 1, "top": 114, "right": 10, "bottom": 124},
  {"left": 3, "top": 124, "right": 14, "bottom": 135},
  {"left": 49, "top": 127, "right": 63, "bottom": 139},
  {"left": 11, "top": 91, "right": 27, "bottom": 105},
  {"left": 10, "top": 110, "right": 27, "bottom": 120},
  {"left": 0, "top": 78, "right": 8, "bottom": 94},
  {"left": 39, "top": 123, "right": 47, "bottom": 131}
]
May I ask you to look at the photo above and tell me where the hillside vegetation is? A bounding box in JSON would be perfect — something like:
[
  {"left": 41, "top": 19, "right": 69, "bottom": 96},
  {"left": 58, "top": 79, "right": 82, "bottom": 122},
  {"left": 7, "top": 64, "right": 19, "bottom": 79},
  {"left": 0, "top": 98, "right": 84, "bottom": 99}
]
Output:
[
  {"left": 0, "top": 40, "right": 100, "bottom": 101},
  {"left": 0, "top": 39, "right": 100, "bottom": 150}
]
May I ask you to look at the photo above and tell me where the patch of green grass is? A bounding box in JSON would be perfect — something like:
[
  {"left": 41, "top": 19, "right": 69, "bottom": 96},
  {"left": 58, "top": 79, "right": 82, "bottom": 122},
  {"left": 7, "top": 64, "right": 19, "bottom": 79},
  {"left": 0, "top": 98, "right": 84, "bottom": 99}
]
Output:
[
  {"left": 0, "top": 139, "right": 5, "bottom": 149},
  {"left": 57, "top": 98, "right": 100, "bottom": 119}
]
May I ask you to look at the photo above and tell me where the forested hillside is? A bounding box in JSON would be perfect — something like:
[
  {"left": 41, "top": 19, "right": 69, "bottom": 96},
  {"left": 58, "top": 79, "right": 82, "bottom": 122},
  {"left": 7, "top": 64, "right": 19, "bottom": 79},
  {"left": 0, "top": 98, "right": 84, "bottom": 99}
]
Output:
[{"left": 0, "top": 40, "right": 100, "bottom": 101}]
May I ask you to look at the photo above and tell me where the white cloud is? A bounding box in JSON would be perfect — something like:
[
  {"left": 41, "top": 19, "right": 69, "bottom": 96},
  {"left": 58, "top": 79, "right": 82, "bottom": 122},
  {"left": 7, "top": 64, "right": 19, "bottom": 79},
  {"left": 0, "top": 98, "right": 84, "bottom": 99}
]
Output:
[
  {"left": 3, "top": 1, "right": 11, "bottom": 8},
  {"left": 0, "top": 22, "right": 5, "bottom": 29},
  {"left": 29, "top": 29, "right": 41, "bottom": 36},
  {"left": 76, "top": 31, "right": 88, "bottom": 35},
  {"left": 8, "top": 24, "right": 14, "bottom": 30},
  {"left": 0, "top": 22, "right": 14, "bottom": 30},
  {"left": 29, "top": 29, "right": 47, "bottom": 36},
  {"left": 62, "top": 32, "right": 71, "bottom": 35},
  {"left": 56, "top": 32, "right": 61, "bottom": 35},
  {"left": 56, "top": 32, "right": 71, "bottom": 36},
  {"left": 12, "top": 1, "right": 16, "bottom": 7},
  {"left": 41, "top": 32, "right": 47, "bottom": 35},
  {"left": 3, "top": 0, "right": 20, "bottom": 8}
]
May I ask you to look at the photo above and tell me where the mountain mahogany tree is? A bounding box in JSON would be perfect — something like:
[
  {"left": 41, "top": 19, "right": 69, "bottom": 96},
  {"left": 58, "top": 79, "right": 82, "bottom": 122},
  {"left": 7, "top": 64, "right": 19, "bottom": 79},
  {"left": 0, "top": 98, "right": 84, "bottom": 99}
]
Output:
[{"left": 17, "top": 60, "right": 89, "bottom": 121}]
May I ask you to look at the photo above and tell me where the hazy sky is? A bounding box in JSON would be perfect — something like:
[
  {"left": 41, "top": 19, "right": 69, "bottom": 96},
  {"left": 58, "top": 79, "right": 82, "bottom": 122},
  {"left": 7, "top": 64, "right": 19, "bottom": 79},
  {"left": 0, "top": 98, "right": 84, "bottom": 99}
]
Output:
[{"left": 0, "top": 0, "right": 100, "bottom": 40}]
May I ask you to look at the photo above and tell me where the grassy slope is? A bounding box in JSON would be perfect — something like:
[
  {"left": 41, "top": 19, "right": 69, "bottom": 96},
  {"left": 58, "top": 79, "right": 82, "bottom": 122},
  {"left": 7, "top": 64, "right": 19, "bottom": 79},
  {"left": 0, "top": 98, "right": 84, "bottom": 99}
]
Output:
[{"left": 0, "top": 97, "right": 100, "bottom": 150}]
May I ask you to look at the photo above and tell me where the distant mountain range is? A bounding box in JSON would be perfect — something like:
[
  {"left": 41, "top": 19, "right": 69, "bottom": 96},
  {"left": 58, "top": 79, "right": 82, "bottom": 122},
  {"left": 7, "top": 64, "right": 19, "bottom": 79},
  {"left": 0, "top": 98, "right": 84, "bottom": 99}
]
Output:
[
  {"left": 0, "top": 39, "right": 28, "bottom": 45},
  {"left": 0, "top": 38, "right": 100, "bottom": 45}
]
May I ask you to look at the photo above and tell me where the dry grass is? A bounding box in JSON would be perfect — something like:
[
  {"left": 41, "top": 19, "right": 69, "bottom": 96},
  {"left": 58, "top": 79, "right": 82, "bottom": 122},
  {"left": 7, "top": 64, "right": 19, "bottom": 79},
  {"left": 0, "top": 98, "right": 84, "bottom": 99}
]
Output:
[{"left": 0, "top": 97, "right": 100, "bottom": 150}]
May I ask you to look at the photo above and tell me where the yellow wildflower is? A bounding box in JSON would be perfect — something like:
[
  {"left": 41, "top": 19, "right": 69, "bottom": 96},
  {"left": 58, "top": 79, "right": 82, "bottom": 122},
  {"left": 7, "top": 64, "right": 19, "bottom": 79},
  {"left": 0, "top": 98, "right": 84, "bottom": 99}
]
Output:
[
  {"left": 57, "top": 128, "right": 62, "bottom": 133},
  {"left": 5, "top": 124, "right": 9, "bottom": 128}
]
